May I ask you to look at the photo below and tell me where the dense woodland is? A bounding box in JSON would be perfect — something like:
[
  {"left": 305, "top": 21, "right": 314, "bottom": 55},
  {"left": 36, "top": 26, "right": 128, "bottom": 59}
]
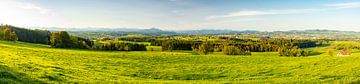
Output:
[
  {"left": 153, "top": 39, "right": 322, "bottom": 56},
  {"left": 0, "top": 25, "right": 50, "bottom": 44},
  {"left": 96, "top": 41, "right": 147, "bottom": 51}
]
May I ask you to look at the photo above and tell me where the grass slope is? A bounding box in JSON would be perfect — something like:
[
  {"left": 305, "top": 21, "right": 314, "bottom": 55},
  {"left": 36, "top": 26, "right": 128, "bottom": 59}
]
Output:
[
  {"left": 0, "top": 41, "right": 360, "bottom": 83},
  {"left": 0, "top": 65, "right": 43, "bottom": 83}
]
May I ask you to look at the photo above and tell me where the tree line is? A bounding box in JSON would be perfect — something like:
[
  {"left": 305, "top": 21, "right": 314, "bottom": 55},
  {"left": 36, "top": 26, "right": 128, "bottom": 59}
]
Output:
[
  {"left": 0, "top": 25, "right": 323, "bottom": 54},
  {"left": 50, "top": 31, "right": 93, "bottom": 49},
  {"left": 50, "top": 31, "right": 147, "bottom": 51},
  {"left": 0, "top": 25, "right": 147, "bottom": 51},
  {"left": 278, "top": 46, "right": 311, "bottom": 57},
  {"left": 155, "top": 39, "right": 319, "bottom": 51},
  {"left": 0, "top": 25, "right": 51, "bottom": 44},
  {"left": 153, "top": 39, "right": 323, "bottom": 56},
  {"left": 94, "top": 41, "right": 147, "bottom": 51}
]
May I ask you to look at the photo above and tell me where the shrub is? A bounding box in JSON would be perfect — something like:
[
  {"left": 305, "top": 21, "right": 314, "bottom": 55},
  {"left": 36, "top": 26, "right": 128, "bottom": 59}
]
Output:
[
  {"left": 223, "top": 46, "right": 251, "bottom": 55},
  {"left": 50, "top": 31, "right": 73, "bottom": 48},
  {"left": 278, "top": 46, "right": 310, "bottom": 57},
  {"left": 50, "top": 31, "right": 93, "bottom": 48},
  {"left": 97, "top": 41, "right": 147, "bottom": 51},
  {"left": 327, "top": 49, "right": 334, "bottom": 56},
  {"left": 0, "top": 25, "right": 17, "bottom": 41},
  {"left": 196, "top": 42, "right": 213, "bottom": 55}
]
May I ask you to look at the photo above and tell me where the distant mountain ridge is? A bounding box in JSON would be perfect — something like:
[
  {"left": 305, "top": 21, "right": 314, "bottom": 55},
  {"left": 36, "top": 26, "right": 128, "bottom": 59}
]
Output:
[
  {"left": 31, "top": 27, "right": 360, "bottom": 36},
  {"left": 34, "top": 27, "right": 260, "bottom": 35},
  {"left": 176, "top": 29, "right": 258, "bottom": 35},
  {"left": 35, "top": 27, "right": 176, "bottom": 35}
]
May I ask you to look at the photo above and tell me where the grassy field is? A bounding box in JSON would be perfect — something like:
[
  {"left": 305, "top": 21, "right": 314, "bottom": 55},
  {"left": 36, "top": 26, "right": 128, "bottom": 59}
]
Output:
[{"left": 1, "top": 41, "right": 360, "bottom": 83}]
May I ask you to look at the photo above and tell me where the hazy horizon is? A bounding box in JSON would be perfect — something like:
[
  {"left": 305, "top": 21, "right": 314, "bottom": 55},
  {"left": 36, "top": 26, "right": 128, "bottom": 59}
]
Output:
[{"left": 1, "top": 0, "right": 360, "bottom": 31}]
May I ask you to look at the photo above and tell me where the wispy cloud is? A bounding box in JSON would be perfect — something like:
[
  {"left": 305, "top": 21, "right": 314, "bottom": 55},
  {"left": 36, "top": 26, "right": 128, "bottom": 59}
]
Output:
[
  {"left": 169, "top": 0, "right": 178, "bottom": 2},
  {"left": 326, "top": 2, "right": 360, "bottom": 9},
  {"left": 0, "top": 0, "right": 66, "bottom": 27},
  {"left": 18, "top": 2, "right": 49, "bottom": 14},
  {"left": 207, "top": 2, "right": 360, "bottom": 20},
  {"left": 206, "top": 10, "right": 276, "bottom": 19},
  {"left": 206, "top": 9, "right": 321, "bottom": 20}
]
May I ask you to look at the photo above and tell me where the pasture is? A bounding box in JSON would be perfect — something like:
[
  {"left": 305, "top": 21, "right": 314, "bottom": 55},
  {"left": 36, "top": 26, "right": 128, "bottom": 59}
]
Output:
[{"left": 0, "top": 41, "right": 360, "bottom": 83}]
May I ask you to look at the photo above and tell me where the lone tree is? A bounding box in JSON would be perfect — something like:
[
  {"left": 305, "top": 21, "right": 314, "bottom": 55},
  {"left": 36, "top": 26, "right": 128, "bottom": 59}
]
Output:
[
  {"left": 223, "top": 45, "right": 251, "bottom": 55},
  {"left": 197, "top": 42, "right": 213, "bottom": 55},
  {"left": 50, "top": 31, "right": 73, "bottom": 48}
]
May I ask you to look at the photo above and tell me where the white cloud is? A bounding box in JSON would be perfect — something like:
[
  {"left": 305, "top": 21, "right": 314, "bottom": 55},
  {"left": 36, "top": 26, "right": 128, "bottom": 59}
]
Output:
[
  {"left": 0, "top": 0, "right": 67, "bottom": 28},
  {"left": 206, "top": 11, "right": 276, "bottom": 19},
  {"left": 206, "top": 9, "right": 321, "bottom": 20},
  {"left": 207, "top": 2, "right": 360, "bottom": 20},
  {"left": 18, "top": 2, "right": 49, "bottom": 14},
  {"left": 326, "top": 2, "right": 360, "bottom": 9}
]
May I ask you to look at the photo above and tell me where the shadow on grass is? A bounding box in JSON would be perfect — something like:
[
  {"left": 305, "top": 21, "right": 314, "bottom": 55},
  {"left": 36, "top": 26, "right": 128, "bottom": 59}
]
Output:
[
  {"left": 0, "top": 65, "right": 44, "bottom": 83},
  {"left": 308, "top": 51, "right": 322, "bottom": 56},
  {"left": 0, "top": 41, "right": 50, "bottom": 48},
  {"left": 317, "top": 44, "right": 330, "bottom": 47}
]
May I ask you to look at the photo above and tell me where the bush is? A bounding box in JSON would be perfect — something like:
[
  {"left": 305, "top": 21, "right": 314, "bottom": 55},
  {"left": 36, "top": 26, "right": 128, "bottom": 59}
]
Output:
[
  {"left": 161, "top": 40, "right": 201, "bottom": 51},
  {"left": 0, "top": 25, "right": 17, "bottom": 41},
  {"left": 50, "top": 31, "right": 73, "bottom": 48},
  {"left": 50, "top": 31, "right": 93, "bottom": 48},
  {"left": 195, "top": 42, "right": 213, "bottom": 55},
  {"left": 327, "top": 49, "right": 334, "bottom": 56},
  {"left": 223, "top": 46, "right": 251, "bottom": 55},
  {"left": 97, "top": 41, "right": 147, "bottom": 51},
  {"left": 278, "top": 46, "right": 310, "bottom": 57}
]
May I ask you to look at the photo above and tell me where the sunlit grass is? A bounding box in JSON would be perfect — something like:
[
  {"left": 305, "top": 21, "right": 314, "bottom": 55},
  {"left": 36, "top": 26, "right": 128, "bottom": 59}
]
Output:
[{"left": 0, "top": 40, "right": 360, "bottom": 83}]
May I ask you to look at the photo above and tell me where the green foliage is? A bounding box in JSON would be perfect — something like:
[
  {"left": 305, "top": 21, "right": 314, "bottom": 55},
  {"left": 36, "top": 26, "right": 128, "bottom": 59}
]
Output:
[
  {"left": 50, "top": 31, "right": 73, "bottom": 48},
  {"left": 328, "top": 49, "right": 334, "bottom": 56},
  {"left": 97, "top": 41, "right": 147, "bottom": 51},
  {"left": 50, "top": 31, "right": 93, "bottom": 48},
  {"left": 0, "top": 25, "right": 51, "bottom": 44},
  {"left": 0, "top": 25, "right": 18, "bottom": 41},
  {"left": 8, "top": 26, "right": 50, "bottom": 44},
  {"left": 158, "top": 39, "right": 318, "bottom": 53},
  {"left": 117, "top": 37, "right": 154, "bottom": 42},
  {"left": 301, "top": 49, "right": 311, "bottom": 56},
  {"left": 278, "top": 46, "right": 310, "bottom": 57},
  {"left": 195, "top": 42, "right": 213, "bottom": 55},
  {"left": 330, "top": 41, "right": 360, "bottom": 50},
  {"left": 161, "top": 40, "right": 199, "bottom": 51},
  {"left": 223, "top": 45, "right": 251, "bottom": 55}
]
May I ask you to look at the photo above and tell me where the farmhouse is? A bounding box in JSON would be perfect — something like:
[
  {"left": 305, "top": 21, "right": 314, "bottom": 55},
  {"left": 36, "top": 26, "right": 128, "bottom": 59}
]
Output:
[{"left": 337, "top": 50, "right": 351, "bottom": 56}]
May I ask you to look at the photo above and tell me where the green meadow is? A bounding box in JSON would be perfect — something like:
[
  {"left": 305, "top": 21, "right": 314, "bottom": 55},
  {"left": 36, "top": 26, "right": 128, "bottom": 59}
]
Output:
[{"left": 1, "top": 40, "right": 360, "bottom": 83}]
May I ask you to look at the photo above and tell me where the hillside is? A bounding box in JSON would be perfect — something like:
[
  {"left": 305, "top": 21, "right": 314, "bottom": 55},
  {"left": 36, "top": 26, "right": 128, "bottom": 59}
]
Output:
[
  {"left": 61, "top": 28, "right": 360, "bottom": 40},
  {"left": 0, "top": 40, "right": 359, "bottom": 83}
]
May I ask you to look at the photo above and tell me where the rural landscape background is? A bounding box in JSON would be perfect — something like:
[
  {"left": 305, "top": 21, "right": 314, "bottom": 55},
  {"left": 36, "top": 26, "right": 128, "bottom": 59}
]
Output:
[{"left": 1, "top": 0, "right": 360, "bottom": 83}]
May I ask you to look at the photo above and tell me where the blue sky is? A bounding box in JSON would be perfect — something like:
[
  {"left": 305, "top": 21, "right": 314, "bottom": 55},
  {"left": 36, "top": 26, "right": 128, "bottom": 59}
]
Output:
[{"left": 0, "top": 0, "right": 360, "bottom": 31}]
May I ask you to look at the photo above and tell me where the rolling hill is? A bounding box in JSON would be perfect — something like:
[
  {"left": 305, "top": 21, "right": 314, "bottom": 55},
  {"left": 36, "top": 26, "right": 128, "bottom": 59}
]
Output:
[{"left": 0, "top": 40, "right": 360, "bottom": 83}]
